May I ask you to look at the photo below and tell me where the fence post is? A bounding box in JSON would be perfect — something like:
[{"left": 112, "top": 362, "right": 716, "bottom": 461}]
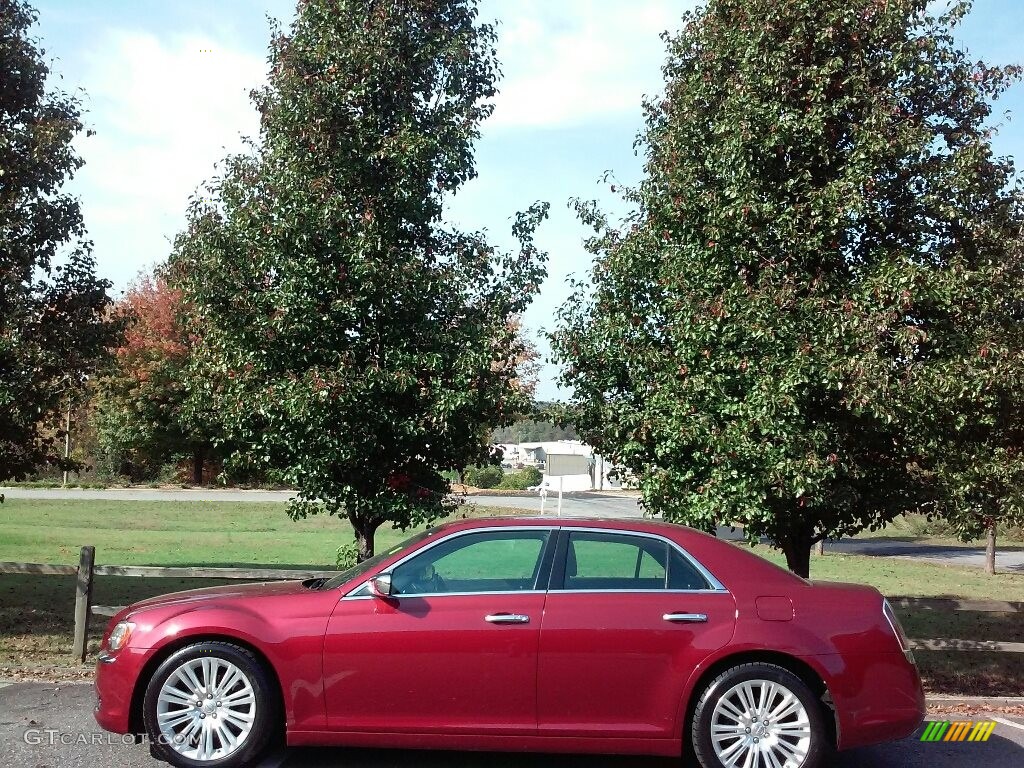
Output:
[{"left": 72, "top": 546, "right": 95, "bottom": 663}]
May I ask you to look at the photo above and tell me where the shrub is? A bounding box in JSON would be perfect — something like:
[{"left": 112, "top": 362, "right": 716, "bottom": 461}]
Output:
[
  {"left": 497, "top": 466, "right": 543, "bottom": 490},
  {"left": 464, "top": 465, "right": 503, "bottom": 489},
  {"left": 336, "top": 541, "right": 359, "bottom": 569}
]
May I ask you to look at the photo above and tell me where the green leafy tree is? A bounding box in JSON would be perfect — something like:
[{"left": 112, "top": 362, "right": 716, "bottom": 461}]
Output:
[
  {"left": 0, "top": 0, "right": 117, "bottom": 482},
  {"left": 94, "top": 272, "right": 221, "bottom": 483},
  {"left": 490, "top": 401, "right": 580, "bottom": 443},
  {"left": 919, "top": 230, "right": 1024, "bottom": 574},
  {"left": 170, "top": 0, "right": 547, "bottom": 559},
  {"left": 553, "top": 0, "right": 1022, "bottom": 576}
]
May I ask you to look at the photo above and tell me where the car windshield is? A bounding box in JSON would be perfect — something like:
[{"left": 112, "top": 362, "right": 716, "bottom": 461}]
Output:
[{"left": 318, "top": 529, "right": 436, "bottom": 591}]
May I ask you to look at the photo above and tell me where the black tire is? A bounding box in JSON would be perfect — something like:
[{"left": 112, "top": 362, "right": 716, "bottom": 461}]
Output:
[
  {"left": 143, "top": 641, "right": 279, "bottom": 768},
  {"left": 691, "top": 662, "right": 829, "bottom": 768}
]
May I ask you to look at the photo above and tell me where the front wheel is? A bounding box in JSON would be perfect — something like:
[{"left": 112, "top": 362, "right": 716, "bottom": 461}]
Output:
[
  {"left": 143, "top": 641, "right": 278, "bottom": 768},
  {"left": 691, "top": 662, "right": 829, "bottom": 768}
]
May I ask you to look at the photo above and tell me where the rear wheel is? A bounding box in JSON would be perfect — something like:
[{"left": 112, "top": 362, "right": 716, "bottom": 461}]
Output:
[
  {"left": 691, "top": 662, "right": 828, "bottom": 768},
  {"left": 143, "top": 641, "right": 278, "bottom": 768}
]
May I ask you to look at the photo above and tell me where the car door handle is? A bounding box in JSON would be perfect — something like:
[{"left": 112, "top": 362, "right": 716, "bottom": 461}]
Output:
[
  {"left": 485, "top": 613, "right": 530, "bottom": 624},
  {"left": 663, "top": 613, "right": 708, "bottom": 623}
]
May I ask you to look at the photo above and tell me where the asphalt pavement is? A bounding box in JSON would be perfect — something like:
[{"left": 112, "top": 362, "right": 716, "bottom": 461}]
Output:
[
  {"left": 1, "top": 682, "right": 1022, "bottom": 768},
  {"left": 4, "top": 487, "right": 1023, "bottom": 572},
  {"left": 0, "top": 486, "right": 646, "bottom": 515}
]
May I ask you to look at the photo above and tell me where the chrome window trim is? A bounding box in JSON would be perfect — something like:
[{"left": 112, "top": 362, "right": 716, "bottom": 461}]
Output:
[
  {"left": 342, "top": 525, "right": 557, "bottom": 600},
  {"left": 551, "top": 588, "right": 730, "bottom": 595},
  {"left": 345, "top": 589, "right": 549, "bottom": 600},
  {"left": 558, "top": 527, "right": 729, "bottom": 593},
  {"left": 341, "top": 523, "right": 729, "bottom": 599}
]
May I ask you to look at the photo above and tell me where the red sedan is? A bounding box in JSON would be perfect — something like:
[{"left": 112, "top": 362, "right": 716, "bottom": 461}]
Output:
[{"left": 94, "top": 517, "right": 924, "bottom": 768}]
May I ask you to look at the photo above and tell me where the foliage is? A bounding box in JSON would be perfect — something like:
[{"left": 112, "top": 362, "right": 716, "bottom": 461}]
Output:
[
  {"left": 464, "top": 464, "right": 503, "bottom": 489},
  {"left": 497, "top": 465, "right": 543, "bottom": 490},
  {"left": 491, "top": 402, "right": 579, "bottom": 443},
  {"left": 169, "top": 0, "right": 547, "bottom": 559},
  {"left": 0, "top": 0, "right": 118, "bottom": 482},
  {"left": 93, "top": 272, "right": 219, "bottom": 482},
  {"left": 552, "top": 0, "right": 1023, "bottom": 576},
  {"left": 918, "top": 234, "right": 1024, "bottom": 548},
  {"left": 335, "top": 541, "right": 359, "bottom": 569}
]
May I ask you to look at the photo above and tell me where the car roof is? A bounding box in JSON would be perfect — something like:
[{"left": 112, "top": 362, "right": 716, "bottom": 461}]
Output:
[{"left": 431, "top": 515, "right": 707, "bottom": 538}]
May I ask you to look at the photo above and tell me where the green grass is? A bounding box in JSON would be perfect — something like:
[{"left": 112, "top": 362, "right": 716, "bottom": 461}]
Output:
[
  {"left": 0, "top": 498, "right": 419, "bottom": 568},
  {"left": 742, "top": 544, "right": 1024, "bottom": 602},
  {"left": 849, "top": 514, "right": 1024, "bottom": 548}
]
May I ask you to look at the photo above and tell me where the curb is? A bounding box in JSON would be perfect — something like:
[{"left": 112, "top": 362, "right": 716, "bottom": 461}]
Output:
[{"left": 927, "top": 695, "right": 1024, "bottom": 707}]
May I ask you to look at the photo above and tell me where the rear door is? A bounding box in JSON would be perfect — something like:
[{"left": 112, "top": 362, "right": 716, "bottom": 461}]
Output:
[{"left": 536, "top": 529, "right": 736, "bottom": 738}]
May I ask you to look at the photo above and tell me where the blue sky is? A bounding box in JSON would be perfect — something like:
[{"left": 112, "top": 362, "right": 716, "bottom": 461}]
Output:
[{"left": 29, "top": 0, "right": 1024, "bottom": 400}]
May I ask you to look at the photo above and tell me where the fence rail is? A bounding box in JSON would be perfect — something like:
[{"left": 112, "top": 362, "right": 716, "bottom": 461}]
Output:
[
  {"left": 0, "top": 548, "right": 340, "bottom": 661},
  {"left": 1, "top": 547, "right": 1021, "bottom": 663}
]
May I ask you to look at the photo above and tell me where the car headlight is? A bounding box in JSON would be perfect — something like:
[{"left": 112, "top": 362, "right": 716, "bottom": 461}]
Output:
[{"left": 107, "top": 621, "right": 135, "bottom": 651}]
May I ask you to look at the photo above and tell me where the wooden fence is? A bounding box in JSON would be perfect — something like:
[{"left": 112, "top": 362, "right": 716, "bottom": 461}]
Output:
[
  {"left": 0, "top": 546, "right": 338, "bottom": 662},
  {"left": 0, "top": 547, "right": 1021, "bottom": 663}
]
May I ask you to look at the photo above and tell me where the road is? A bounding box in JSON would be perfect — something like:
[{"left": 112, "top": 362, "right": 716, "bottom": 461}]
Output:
[
  {"left": 4, "top": 487, "right": 1023, "bottom": 572},
  {"left": 0, "top": 486, "right": 646, "bottom": 515},
  {"left": 0, "top": 682, "right": 1021, "bottom": 768}
]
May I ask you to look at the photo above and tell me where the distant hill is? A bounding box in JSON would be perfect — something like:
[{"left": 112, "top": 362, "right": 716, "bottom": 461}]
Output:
[{"left": 491, "top": 404, "right": 579, "bottom": 443}]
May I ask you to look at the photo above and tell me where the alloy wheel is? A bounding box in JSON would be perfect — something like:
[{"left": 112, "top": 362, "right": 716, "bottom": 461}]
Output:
[
  {"left": 709, "top": 678, "right": 812, "bottom": 768},
  {"left": 155, "top": 656, "right": 257, "bottom": 762}
]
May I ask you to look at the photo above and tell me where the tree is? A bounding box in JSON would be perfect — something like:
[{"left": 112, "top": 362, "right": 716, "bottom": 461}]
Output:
[
  {"left": 170, "top": 0, "right": 547, "bottom": 560},
  {"left": 0, "top": 0, "right": 117, "bottom": 482},
  {"left": 917, "top": 231, "right": 1024, "bottom": 575},
  {"left": 490, "top": 401, "right": 580, "bottom": 444},
  {"left": 503, "top": 316, "right": 541, "bottom": 401},
  {"left": 553, "top": 0, "right": 1022, "bottom": 576},
  {"left": 94, "top": 271, "right": 219, "bottom": 483}
]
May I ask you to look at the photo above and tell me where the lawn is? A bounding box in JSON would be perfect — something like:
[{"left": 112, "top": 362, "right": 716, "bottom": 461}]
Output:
[
  {"left": 847, "top": 513, "right": 1024, "bottom": 549},
  {"left": 746, "top": 544, "right": 1024, "bottom": 602},
  {"left": 0, "top": 498, "right": 416, "bottom": 567},
  {"left": 1, "top": 499, "right": 1022, "bottom": 694}
]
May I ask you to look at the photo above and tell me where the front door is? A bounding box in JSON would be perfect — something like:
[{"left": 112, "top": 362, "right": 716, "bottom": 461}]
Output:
[
  {"left": 537, "top": 529, "right": 736, "bottom": 738},
  {"left": 323, "top": 527, "right": 554, "bottom": 734}
]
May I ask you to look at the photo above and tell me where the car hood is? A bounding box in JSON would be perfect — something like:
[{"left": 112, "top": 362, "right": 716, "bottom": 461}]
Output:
[{"left": 127, "top": 579, "right": 311, "bottom": 615}]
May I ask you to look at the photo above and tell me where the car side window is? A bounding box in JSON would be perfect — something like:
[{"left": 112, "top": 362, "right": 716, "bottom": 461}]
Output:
[
  {"left": 667, "top": 545, "right": 713, "bottom": 591},
  {"left": 390, "top": 530, "right": 549, "bottom": 596},
  {"left": 560, "top": 532, "right": 711, "bottom": 591}
]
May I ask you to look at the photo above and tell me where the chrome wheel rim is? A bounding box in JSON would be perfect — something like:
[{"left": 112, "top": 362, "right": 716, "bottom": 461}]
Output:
[
  {"left": 710, "top": 679, "right": 812, "bottom": 768},
  {"left": 156, "top": 657, "right": 256, "bottom": 762}
]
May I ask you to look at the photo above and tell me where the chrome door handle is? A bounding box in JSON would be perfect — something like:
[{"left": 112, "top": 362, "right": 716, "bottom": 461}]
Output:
[
  {"left": 663, "top": 613, "right": 708, "bottom": 623},
  {"left": 485, "top": 613, "right": 530, "bottom": 624}
]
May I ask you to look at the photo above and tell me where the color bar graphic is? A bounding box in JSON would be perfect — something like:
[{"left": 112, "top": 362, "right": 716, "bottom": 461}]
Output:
[{"left": 920, "top": 721, "right": 996, "bottom": 743}]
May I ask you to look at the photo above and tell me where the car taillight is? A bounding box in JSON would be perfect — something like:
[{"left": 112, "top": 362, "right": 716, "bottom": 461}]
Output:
[{"left": 882, "top": 598, "right": 915, "bottom": 665}]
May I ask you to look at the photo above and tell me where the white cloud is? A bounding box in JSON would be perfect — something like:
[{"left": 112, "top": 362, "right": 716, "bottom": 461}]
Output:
[
  {"left": 484, "top": 0, "right": 693, "bottom": 129},
  {"left": 68, "top": 2, "right": 691, "bottom": 291},
  {"left": 73, "top": 30, "right": 265, "bottom": 288}
]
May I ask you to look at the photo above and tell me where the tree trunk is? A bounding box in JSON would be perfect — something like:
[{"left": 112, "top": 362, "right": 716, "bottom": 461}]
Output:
[
  {"left": 815, "top": 539, "right": 824, "bottom": 556},
  {"left": 985, "top": 523, "right": 997, "bottom": 576},
  {"left": 352, "top": 516, "right": 382, "bottom": 562},
  {"left": 779, "top": 533, "right": 813, "bottom": 578},
  {"left": 191, "top": 446, "right": 205, "bottom": 485}
]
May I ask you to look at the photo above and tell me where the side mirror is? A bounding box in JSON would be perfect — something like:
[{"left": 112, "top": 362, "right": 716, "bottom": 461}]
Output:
[{"left": 368, "top": 574, "right": 393, "bottom": 598}]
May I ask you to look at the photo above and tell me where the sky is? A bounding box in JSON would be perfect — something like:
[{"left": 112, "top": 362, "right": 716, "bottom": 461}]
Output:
[{"left": 27, "top": 0, "right": 1024, "bottom": 401}]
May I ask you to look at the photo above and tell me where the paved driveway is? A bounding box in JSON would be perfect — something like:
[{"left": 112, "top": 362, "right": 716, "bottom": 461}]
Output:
[
  {"left": 1, "top": 682, "right": 1022, "bottom": 768},
  {"left": 0, "top": 486, "right": 646, "bottom": 516}
]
